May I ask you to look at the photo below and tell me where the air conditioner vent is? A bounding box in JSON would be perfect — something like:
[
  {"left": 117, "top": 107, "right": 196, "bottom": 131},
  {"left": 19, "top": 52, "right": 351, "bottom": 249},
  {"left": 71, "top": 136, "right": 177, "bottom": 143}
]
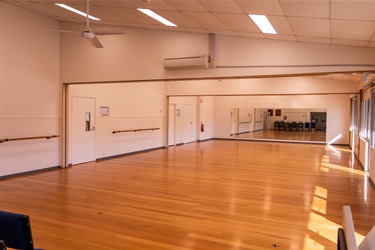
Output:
[{"left": 163, "top": 56, "right": 209, "bottom": 70}]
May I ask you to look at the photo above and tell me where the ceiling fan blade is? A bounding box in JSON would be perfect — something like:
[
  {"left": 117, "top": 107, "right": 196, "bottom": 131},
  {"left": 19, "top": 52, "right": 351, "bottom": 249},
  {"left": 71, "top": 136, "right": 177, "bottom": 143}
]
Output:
[
  {"left": 87, "top": 35, "right": 104, "bottom": 48},
  {"left": 94, "top": 29, "right": 127, "bottom": 35},
  {"left": 40, "top": 29, "right": 80, "bottom": 34}
]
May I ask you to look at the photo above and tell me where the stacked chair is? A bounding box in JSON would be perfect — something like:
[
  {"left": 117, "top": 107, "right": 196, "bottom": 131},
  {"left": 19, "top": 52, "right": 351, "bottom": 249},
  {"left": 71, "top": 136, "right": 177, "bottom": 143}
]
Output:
[
  {"left": 274, "top": 121, "right": 306, "bottom": 131},
  {"left": 297, "top": 122, "right": 304, "bottom": 131},
  {"left": 285, "top": 122, "right": 291, "bottom": 130},
  {"left": 291, "top": 121, "right": 297, "bottom": 131},
  {"left": 0, "top": 210, "right": 40, "bottom": 250},
  {"left": 273, "top": 121, "right": 280, "bottom": 130},
  {"left": 279, "top": 121, "right": 285, "bottom": 130}
]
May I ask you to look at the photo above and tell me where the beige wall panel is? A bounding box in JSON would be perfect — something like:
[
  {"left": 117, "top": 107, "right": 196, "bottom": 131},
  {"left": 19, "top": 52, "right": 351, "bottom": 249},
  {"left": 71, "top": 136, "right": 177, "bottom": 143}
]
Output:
[
  {"left": 60, "top": 23, "right": 375, "bottom": 83},
  {"left": 0, "top": 2, "right": 61, "bottom": 176}
]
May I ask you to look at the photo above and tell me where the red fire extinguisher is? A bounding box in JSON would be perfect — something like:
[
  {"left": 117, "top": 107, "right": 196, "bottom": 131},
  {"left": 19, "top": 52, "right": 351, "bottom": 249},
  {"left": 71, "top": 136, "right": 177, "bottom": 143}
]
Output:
[{"left": 201, "top": 122, "right": 205, "bottom": 132}]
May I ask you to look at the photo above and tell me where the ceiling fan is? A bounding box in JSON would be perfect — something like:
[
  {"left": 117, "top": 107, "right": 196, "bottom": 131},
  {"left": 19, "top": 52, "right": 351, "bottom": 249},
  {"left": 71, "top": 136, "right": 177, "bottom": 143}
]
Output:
[{"left": 55, "top": 0, "right": 126, "bottom": 48}]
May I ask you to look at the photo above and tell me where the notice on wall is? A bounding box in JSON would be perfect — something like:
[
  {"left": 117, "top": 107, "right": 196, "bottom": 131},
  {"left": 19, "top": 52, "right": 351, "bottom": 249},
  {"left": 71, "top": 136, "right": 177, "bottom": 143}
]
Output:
[{"left": 100, "top": 106, "right": 110, "bottom": 116}]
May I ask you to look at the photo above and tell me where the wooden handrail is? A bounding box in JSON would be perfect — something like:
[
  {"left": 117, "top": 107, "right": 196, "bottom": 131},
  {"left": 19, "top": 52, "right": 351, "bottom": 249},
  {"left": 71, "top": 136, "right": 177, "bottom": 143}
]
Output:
[
  {"left": 113, "top": 128, "right": 160, "bottom": 134},
  {"left": 0, "top": 135, "right": 60, "bottom": 143}
]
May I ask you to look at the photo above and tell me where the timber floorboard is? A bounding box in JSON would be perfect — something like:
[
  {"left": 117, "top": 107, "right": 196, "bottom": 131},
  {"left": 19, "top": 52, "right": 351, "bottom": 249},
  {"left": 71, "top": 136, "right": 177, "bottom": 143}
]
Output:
[
  {"left": 0, "top": 140, "right": 374, "bottom": 250},
  {"left": 231, "top": 130, "right": 326, "bottom": 142}
]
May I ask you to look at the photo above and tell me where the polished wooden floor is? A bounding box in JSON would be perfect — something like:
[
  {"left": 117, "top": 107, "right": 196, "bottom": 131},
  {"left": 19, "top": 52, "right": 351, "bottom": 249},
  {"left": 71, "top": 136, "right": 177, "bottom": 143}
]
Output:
[
  {"left": 231, "top": 129, "right": 326, "bottom": 142},
  {"left": 0, "top": 140, "right": 374, "bottom": 250}
]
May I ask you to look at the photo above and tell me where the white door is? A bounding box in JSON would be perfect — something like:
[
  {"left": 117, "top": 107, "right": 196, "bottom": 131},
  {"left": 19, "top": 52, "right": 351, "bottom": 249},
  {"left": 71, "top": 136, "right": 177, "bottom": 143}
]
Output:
[
  {"left": 168, "top": 104, "right": 176, "bottom": 146},
  {"left": 71, "top": 97, "right": 96, "bottom": 165},
  {"left": 183, "top": 104, "right": 197, "bottom": 143},
  {"left": 265, "top": 111, "right": 271, "bottom": 130}
]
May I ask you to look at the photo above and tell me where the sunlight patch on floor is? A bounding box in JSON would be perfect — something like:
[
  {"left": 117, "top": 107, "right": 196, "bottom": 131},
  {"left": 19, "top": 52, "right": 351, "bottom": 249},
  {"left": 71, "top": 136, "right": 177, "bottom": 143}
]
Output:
[
  {"left": 325, "top": 145, "right": 352, "bottom": 153},
  {"left": 307, "top": 211, "right": 339, "bottom": 243},
  {"left": 314, "top": 186, "right": 328, "bottom": 200},
  {"left": 322, "top": 162, "right": 364, "bottom": 175},
  {"left": 320, "top": 156, "right": 330, "bottom": 172},
  {"left": 305, "top": 186, "right": 366, "bottom": 249},
  {"left": 311, "top": 196, "right": 327, "bottom": 215},
  {"left": 303, "top": 234, "right": 325, "bottom": 250},
  {"left": 188, "top": 233, "right": 257, "bottom": 249}
]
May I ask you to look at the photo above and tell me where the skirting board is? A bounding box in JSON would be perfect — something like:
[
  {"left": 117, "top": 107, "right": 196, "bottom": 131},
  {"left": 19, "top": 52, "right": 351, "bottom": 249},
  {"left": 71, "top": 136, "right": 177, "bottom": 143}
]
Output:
[
  {"left": 0, "top": 166, "right": 61, "bottom": 179},
  {"left": 96, "top": 146, "right": 166, "bottom": 162}
]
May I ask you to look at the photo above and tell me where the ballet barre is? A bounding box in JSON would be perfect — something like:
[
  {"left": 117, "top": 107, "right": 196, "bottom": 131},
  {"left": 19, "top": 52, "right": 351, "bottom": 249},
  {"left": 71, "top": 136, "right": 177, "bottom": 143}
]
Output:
[
  {"left": 112, "top": 128, "right": 160, "bottom": 134},
  {"left": 0, "top": 135, "right": 60, "bottom": 143}
]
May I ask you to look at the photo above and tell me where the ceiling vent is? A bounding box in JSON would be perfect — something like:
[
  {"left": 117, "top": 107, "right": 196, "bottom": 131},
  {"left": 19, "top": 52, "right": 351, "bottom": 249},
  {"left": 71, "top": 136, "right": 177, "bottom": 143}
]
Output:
[{"left": 163, "top": 56, "right": 209, "bottom": 70}]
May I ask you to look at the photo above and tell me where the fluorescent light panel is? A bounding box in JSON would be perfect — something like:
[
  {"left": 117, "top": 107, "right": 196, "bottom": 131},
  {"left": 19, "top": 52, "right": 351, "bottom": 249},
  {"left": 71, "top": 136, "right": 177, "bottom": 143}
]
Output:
[
  {"left": 249, "top": 14, "right": 276, "bottom": 34},
  {"left": 55, "top": 3, "right": 100, "bottom": 21},
  {"left": 137, "top": 9, "right": 176, "bottom": 27}
]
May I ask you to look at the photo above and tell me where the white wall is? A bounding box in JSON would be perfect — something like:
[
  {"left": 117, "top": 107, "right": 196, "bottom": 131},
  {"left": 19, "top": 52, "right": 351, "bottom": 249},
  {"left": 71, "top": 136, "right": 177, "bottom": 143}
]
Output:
[
  {"left": 60, "top": 22, "right": 208, "bottom": 83},
  {"left": 213, "top": 94, "right": 350, "bottom": 144},
  {"left": 0, "top": 2, "right": 61, "bottom": 176},
  {"left": 60, "top": 22, "right": 375, "bottom": 83},
  {"left": 68, "top": 82, "right": 165, "bottom": 162},
  {"left": 214, "top": 35, "right": 375, "bottom": 77},
  {"left": 165, "top": 76, "right": 359, "bottom": 96},
  {"left": 199, "top": 96, "right": 215, "bottom": 140}
]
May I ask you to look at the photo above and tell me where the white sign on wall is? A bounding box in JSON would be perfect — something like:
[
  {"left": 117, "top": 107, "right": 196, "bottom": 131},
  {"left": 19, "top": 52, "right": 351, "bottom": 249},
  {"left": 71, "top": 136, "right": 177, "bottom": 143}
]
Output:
[{"left": 100, "top": 106, "right": 110, "bottom": 116}]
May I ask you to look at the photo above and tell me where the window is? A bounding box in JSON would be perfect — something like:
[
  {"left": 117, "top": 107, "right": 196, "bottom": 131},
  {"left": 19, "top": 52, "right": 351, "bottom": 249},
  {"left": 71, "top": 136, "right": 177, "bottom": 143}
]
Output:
[
  {"left": 372, "top": 87, "right": 375, "bottom": 148},
  {"left": 361, "top": 98, "right": 371, "bottom": 140},
  {"left": 350, "top": 97, "right": 359, "bottom": 134}
]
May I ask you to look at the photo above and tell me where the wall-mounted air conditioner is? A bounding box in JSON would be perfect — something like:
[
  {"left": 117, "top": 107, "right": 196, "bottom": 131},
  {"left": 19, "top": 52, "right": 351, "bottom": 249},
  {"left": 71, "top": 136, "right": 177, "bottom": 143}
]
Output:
[{"left": 163, "top": 55, "right": 209, "bottom": 70}]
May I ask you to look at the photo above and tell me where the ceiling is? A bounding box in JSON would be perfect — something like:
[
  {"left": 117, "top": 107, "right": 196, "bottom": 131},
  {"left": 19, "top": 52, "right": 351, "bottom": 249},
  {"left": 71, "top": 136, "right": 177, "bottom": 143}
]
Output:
[
  {"left": 4, "top": 0, "right": 375, "bottom": 47},
  {"left": 3, "top": 0, "right": 375, "bottom": 83}
]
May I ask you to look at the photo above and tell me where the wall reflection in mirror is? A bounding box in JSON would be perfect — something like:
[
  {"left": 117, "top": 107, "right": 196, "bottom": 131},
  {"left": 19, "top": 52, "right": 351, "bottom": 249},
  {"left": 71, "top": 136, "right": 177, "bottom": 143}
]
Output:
[{"left": 230, "top": 108, "right": 327, "bottom": 142}]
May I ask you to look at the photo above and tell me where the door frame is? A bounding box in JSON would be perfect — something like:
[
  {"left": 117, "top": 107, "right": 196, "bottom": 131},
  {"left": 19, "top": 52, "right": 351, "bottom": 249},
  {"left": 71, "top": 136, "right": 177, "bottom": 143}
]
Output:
[
  {"left": 168, "top": 103, "right": 176, "bottom": 146},
  {"left": 63, "top": 83, "right": 97, "bottom": 167}
]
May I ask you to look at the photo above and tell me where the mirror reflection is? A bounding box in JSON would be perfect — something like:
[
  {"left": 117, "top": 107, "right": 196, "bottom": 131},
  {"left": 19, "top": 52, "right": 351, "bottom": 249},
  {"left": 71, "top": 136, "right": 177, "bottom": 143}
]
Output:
[{"left": 230, "top": 108, "right": 327, "bottom": 142}]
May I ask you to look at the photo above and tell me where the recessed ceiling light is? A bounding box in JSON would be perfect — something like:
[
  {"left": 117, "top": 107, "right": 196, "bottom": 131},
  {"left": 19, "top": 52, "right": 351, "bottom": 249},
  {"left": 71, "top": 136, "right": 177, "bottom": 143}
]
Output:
[
  {"left": 137, "top": 9, "right": 177, "bottom": 27},
  {"left": 55, "top": 3, "right": 100, "bottom": 21},
  {"left": 249, "top": 14, "right": 276, "bottom": 34}
]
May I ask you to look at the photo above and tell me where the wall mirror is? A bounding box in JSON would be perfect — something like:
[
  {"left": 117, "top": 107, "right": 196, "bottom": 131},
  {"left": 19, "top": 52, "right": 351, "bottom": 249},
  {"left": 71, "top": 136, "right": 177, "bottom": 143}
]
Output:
[
  {"left": 229, "top": 108, "right": 327, "bottom": 142},
  {"left": 169, "top": 95, "right": 328, "bottom": 144}
]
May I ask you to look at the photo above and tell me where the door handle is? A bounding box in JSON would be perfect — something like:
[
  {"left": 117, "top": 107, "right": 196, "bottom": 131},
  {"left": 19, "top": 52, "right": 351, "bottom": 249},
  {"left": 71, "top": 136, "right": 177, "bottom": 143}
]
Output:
[{"left": 91, "top": 126, "right": 95, "bottom": 131}]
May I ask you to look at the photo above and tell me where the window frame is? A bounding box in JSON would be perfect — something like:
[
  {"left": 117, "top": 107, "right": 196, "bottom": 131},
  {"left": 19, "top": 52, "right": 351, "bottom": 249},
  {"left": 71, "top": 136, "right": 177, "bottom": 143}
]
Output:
[
  {"left": 350, "top": 96, "right": 359, "bottom": 135},
  {"left": 371, "top": 86, "right": 375, "bottom": 148},
  {"left": 360, "top": 98, "right": 371, "bottom": 140}
]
